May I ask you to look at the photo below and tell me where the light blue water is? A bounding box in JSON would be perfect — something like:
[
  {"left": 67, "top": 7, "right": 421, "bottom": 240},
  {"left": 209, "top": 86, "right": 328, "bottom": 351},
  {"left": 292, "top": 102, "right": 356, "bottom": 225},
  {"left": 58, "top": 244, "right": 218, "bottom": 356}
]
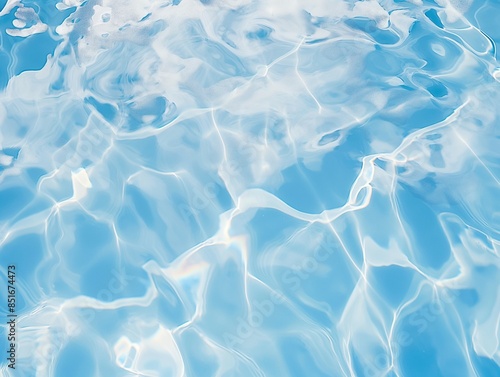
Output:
[{"left": 0, "top": 0, "right": 499, "bottom": 376}]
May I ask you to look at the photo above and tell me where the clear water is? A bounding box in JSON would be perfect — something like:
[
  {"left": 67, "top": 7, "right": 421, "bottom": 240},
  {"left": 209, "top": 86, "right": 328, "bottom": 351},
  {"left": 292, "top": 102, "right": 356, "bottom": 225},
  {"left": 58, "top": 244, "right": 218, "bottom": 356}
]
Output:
[{"left": 0, "top": 0, "right": 499, "bottom": 376}]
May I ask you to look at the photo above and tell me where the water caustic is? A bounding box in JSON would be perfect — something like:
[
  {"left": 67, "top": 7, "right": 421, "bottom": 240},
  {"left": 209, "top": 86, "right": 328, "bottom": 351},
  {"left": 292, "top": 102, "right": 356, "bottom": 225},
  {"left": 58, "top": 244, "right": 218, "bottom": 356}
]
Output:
[{"left": 0, "top": 0, "right": 499, "bottom": 376}]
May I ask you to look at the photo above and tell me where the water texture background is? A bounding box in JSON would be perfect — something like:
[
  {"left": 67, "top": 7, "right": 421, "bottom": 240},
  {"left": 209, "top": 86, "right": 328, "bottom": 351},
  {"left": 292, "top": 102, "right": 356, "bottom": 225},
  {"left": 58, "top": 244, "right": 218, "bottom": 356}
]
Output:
[{"left": 0, "top": 0, "right": 499, "bottom": 376}]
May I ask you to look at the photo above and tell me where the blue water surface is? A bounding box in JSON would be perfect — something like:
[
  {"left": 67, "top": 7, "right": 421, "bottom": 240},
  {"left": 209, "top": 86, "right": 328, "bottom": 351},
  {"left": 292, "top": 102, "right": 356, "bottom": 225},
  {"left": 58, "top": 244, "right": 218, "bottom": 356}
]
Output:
[{"left": 0, "top": 0, "right": 500, "bottom": 376}]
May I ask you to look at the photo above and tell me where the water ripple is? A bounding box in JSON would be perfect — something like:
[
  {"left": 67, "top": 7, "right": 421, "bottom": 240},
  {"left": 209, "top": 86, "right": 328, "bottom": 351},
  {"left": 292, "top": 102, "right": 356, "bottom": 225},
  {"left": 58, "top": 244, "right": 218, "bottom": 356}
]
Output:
[{"left": 0, "top": 0, "right": 499, "bottom": 376}]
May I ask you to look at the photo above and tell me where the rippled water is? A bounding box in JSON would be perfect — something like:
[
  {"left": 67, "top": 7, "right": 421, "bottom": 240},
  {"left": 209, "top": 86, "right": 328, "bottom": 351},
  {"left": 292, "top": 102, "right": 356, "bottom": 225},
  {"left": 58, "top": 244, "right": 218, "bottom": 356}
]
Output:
[{"left": 0, "top": 0, "right": 500, "bottom": 376}]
